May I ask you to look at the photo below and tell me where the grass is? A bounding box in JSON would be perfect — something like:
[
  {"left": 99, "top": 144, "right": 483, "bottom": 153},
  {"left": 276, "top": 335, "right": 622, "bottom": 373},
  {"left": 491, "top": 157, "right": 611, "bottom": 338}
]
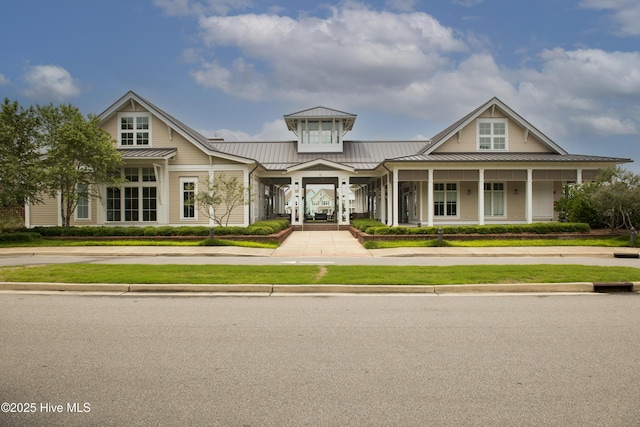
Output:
[
  {"left": 1, "top": 264, "right": 639, "bottom": 285},
  {"left": 0, "top": 238, "right": 279, "bottom": 249},
  {"left": 363, "top": 236, "right": 634, "bottom": 249}
]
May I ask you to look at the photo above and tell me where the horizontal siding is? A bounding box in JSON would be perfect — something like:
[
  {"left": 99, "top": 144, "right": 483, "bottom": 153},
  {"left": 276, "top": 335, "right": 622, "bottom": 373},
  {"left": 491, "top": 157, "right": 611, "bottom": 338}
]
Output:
[
  {"left": 434, "top": 112, "right": 553, "bottom": 154},
  {"left": 29, "top": 195, "right": 58, "bottom": 226},
  {"left": 169, "top": 171, "right": 210, "bottom": 225}
]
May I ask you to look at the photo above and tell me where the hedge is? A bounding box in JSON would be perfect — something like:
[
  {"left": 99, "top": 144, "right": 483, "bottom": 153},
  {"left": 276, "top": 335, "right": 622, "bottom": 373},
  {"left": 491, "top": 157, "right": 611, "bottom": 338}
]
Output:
[
  {"left": 0, "top": 232, "right": 42, "bottom": 243},
  {"left": 26, "top": 219, "right": 291, "bottom": 238},
  {"left": 359, "top": 222, "right": 590, "bottom": 235}
]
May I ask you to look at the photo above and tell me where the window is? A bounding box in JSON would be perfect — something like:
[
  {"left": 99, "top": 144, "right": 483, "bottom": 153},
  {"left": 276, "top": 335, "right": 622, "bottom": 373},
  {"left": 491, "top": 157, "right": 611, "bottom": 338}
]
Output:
[
  {"left": 106, "top": 168, "right": 157, "bottom": 222},
  {"left": 477, "top": 119, "right": 507, "bottom": 151},
  {"left": 181, "top": 178, "right": 197, "bottom": 220},
  {"left": 300, "top": 119, "right": 339, "bottom": 144},
  {"left": 434, "top": 183, "right": 457, "bottom": 217},
  {"left": 484, "top": 183, "right": 505, "bottom": 216},
  {"left": 119, "top": 113, "right": 151, "bottom": 146},
  {"left": 75, "top": 184, "right": 89, "bottom": 220}
]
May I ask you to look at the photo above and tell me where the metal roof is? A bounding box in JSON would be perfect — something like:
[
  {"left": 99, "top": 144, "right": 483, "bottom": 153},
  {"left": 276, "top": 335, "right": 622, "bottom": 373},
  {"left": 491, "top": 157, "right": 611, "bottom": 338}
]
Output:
[
  {"left": 392, "top": 152, "right": 632, "bottom": 163},
  {"left": 118, "top": 148, "right": 177, "bottom": 160},
  {"left": 213, "top": 140, "right": 428, "bottom": 171}
]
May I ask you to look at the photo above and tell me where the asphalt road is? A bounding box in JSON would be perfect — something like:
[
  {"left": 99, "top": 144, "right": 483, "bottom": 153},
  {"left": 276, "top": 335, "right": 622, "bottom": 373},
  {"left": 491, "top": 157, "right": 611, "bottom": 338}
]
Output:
[
  {"left": 1, "top": 293, "right": 639, "bottom": 426},
  {"left": 1, "top": 254, "right": 640, "bottom": 267}
]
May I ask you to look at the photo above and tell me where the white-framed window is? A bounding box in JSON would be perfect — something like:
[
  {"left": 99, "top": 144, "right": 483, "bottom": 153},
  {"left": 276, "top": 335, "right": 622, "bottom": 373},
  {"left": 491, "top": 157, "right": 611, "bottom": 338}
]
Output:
[
  {"left": 433, "top": 183, "right": 458, "bottom": 217},
  {"left": 119, "top": 113, "right": 151, "bottom": 147},
  {"left": 106, "top": 167, "right": 157, "bottom": 222},
  {"left": 477, "top": 118, "right": 507, "bottom": 151},
  {"left": 180, "top": 178, "right": 197, "bottom": 220},
  {"left": 484, "top": 182, "right": 505, "bottom": 216},
  {"left": 75, "top": 183, "right": 90, "bottom": 221},
  {"left": 299, "top": 119, "right": 339, "bottom": 145}
]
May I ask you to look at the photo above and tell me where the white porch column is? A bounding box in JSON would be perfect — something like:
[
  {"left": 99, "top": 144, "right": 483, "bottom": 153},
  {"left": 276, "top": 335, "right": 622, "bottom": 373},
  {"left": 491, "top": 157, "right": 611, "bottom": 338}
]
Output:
[
  {"left": 576, "top": 168, "right": 583, "bottom": 185},
  {"left": 379, "top": 179, "right": 386, "bottom": 224},
  {"left": 427, "top": 169, "right": 434, "bottom": 227},
  {"left": 418, "top": 181, "right": 424, "bottom": 225},
  {"left": 208, "top": 169, "right": 215, "bottom": 229},
  {"left": 243, "top": 171, "right": 250, "bottom": 226},
  {"left": 526, "top": 168, "right": 533, "bottom": 224},
  {"left": 392, "top": 168, "right": 399, "bottom": 226},
  {"left": 478, "top": 168, "right": 485, "bottom": 226}
]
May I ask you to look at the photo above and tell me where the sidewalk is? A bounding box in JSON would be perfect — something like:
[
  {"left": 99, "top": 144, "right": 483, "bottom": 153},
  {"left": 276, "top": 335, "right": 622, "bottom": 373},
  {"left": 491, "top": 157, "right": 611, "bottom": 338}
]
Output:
[
  {"left": 1, "top": 231, "right": 639, "bottom": 294},
  {"left": 1, "top": 230, "right": 638, "bottom": 259}
]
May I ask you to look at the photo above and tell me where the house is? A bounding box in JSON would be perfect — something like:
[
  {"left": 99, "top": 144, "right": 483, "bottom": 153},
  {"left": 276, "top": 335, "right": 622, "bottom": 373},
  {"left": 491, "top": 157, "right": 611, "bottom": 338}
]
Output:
[{"left": 26, "top": 91, "right": 632, "bottom": 229}]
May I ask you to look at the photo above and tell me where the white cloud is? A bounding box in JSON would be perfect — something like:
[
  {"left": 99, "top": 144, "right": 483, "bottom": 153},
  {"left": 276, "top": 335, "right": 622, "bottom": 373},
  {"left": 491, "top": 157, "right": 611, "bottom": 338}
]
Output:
[
  {"left": 0, "top": 74, "right": 8, "bottom": 85},
  {"left": 181, "top": 3, "right": 640, "bottom": 144},
  {"left": 580, "top": 0, "right": 640, "bottom": 36},
  {"left": 192, "top": 3, "right": 467, "bottom": 108},
  {"left": 23, "top": 65, "right": 82, "bottom": 101},
  {"left": 200, "top": 119, "right": 291, "bottom": 141}
]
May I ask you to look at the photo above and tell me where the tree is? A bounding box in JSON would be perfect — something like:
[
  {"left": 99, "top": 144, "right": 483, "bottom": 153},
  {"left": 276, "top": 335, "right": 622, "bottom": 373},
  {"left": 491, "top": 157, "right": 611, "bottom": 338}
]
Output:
[
  {"left": 555, "top": 167, "right": 640, "bottom": 230},
  {"left": 195, "top": 173, "right": 253, "bottom": 238},
  {"left": 38, "top": 104, "right": 124, "bottom": 227},
  {"left": 0, "top": 99, "right": 45, "bottom": 207}
]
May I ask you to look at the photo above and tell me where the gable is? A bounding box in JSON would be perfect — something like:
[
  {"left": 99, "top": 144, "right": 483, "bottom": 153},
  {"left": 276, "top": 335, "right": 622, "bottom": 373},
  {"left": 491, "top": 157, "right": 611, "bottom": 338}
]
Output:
[
  {"left": 433, "top": 112, "right": 554, "bottom": 154},
  {"left": 424, "top": 98, "right": 567, "bottom": 156}
]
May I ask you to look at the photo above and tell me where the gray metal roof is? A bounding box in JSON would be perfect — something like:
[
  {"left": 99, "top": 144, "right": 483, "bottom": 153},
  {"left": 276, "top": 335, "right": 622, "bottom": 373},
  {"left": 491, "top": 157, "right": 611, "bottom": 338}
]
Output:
[
  {"left": 284, "top": 106, "right": 356, "bottom": 118},
  {"left": 213, "top": 140, "right": 428, "bottom": 171},
  {"left": 118, "top": 148, "right": 177, "bottom": 160},
  {"left": 393, "top": 152, "right": 632, "bottom": 163}
]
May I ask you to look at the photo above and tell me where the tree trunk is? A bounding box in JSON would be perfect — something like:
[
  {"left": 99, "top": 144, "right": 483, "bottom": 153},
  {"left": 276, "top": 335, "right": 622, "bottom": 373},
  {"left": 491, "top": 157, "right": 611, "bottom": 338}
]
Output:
[{"left": 209, "top": 226, "right": 215, "bottom": 239}]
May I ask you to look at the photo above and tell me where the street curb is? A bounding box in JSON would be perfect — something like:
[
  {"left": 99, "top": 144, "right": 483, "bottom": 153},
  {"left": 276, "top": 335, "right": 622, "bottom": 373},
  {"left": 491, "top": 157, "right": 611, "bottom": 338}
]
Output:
[{"left": 1, "top": 281, "right": 639, "bottom": 293}]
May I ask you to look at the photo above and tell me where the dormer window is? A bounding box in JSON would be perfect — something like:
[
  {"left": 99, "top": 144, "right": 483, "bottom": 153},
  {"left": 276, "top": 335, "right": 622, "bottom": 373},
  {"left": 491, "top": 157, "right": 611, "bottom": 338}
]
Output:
[
  {"left": 119, "top": 113, "right": 151, "bottom": 147},
  {"left": 477, "top": 118, "right": 507, "bottom": 151},
  {"left": 284, "top": 107, "right": 356, "bottom": 154},
  {"left": 300, "top": 119, "right": 340, "bottom": 145}
]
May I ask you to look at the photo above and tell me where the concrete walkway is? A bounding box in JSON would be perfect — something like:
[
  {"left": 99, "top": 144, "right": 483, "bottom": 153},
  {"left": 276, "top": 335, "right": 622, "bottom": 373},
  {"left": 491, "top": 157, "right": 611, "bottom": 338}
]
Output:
[{"left": 273, "top": 231, "right": 371, "bottom": 257}]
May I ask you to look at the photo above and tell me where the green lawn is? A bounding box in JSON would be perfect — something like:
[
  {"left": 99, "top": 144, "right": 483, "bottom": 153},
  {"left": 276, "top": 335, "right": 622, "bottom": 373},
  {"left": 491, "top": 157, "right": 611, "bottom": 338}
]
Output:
[
  {"left": 363, "top": 236, "right": 633, "bottom": 249},
  {"left": 0, "top": 238, "right": 279, "bottom": 249},
  {"left": 2, "top": 264, "right": 639, "bottom": 285}
]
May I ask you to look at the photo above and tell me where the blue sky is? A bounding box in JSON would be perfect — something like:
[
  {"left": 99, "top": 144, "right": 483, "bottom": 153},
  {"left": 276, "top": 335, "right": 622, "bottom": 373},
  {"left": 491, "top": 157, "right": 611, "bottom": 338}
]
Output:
[{"left": 1, "top": 0, "right": 639, "bottom": 170}]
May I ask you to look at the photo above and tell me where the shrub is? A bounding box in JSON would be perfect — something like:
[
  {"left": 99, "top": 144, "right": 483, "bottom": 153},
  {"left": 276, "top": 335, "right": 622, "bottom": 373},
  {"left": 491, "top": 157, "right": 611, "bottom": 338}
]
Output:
[
  {"left": 363, "top": 222, "right": 590, "bottom": 235},
  {"left": 0, "top": 232, "right": 41, "bottom": 243}
]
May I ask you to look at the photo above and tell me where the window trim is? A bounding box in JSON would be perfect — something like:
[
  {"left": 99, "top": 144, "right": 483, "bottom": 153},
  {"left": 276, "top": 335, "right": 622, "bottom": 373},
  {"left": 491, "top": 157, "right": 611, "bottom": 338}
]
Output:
[
  {"left": 476, "top": 118, "right": 508, "bottom": 152},
  {"left": 106, "top": 167, "right": 158, "bottom": 223},
  {"left": 484, "top": 182, "right": 506, "bottom": 217},
  {"left": 433, "top": 182, "right": 459, "bottom": 218},
  {"left": 118, "top": 112, "right": 152, "bottom": 147},
  {"left": 180, "top": 177, "right": 198, "bottom": 221},
  {"left": 75, "top": 183, "right": 91, "bottom": 221}
]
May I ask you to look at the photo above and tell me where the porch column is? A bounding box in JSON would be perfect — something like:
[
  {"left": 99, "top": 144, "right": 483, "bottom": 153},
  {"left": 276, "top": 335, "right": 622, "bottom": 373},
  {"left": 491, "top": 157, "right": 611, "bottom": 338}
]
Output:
[
  {"left": 243, "top": 169, "right": 250, "bottom": 226},
  {"left": 392, "top": 168, "right": 399, "bottom": 226},
  {"left": 478, "top": 168, "right": 485, "bottom": 225},
  {"left": 379, "top": 179, "right": 386, "bottom": 224},
  {"left": 427, "top": 169, "right": 434, "bottom": 227},
  {"left": 526, "top": 168, "right": 533, "bottom": 224},
  {"left": 418, "top": 181, "right": 424, "bottom": 225},
  {"left": 576, "top": 168, "right": 583, "bottom": 185},
  {"left": 386, "top": 175, "right": 393, "bottom": 225}
]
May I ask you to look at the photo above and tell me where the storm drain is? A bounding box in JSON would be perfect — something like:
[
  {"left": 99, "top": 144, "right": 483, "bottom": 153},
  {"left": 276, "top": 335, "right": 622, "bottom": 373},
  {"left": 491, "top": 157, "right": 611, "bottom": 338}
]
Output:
[{"left": 593, "top": 282, "right": 634, "bottom": 293}]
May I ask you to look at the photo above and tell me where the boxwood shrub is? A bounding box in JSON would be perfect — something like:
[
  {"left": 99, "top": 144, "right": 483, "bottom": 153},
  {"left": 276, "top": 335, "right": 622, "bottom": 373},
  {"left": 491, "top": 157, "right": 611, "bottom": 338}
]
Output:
[
  {"left": 0, "top": 232, "right": 41, "bottom": 243},
  {"left": 364, "top": 222, "right": 590, "bottom": 235},
  {"left": 25, "top": 219, "right": 291, "bottom": 238}
]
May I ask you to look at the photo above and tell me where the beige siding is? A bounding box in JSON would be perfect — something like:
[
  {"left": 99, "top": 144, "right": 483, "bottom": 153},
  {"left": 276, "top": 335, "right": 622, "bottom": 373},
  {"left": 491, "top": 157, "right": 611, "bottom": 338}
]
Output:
[
  {"left": 434, "top": 110, "right": 553, "bottom": 154},
  {"left": 101, "top": 105, "right": 210, "bottom": 165},
  {"left": 169, "top": 171, "right": 210, "bottom": 225},
  {"left": 505, "top": 182, "right": 526, "bottom": 221},
  {"left": 69, "top": 196, "right": 98, "bottom": 226},
  {"left": 29, "top": 195, "right": 59, "bottom": 226},
  {"left": 214, "top": 170, "right": 245, "bottom": 226}
]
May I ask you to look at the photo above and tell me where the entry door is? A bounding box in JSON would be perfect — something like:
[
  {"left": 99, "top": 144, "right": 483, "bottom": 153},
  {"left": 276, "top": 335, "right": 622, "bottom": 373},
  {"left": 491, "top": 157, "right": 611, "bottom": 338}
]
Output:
[{"left": 532, "top": 182, "right": 553, "bottom": 219}]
